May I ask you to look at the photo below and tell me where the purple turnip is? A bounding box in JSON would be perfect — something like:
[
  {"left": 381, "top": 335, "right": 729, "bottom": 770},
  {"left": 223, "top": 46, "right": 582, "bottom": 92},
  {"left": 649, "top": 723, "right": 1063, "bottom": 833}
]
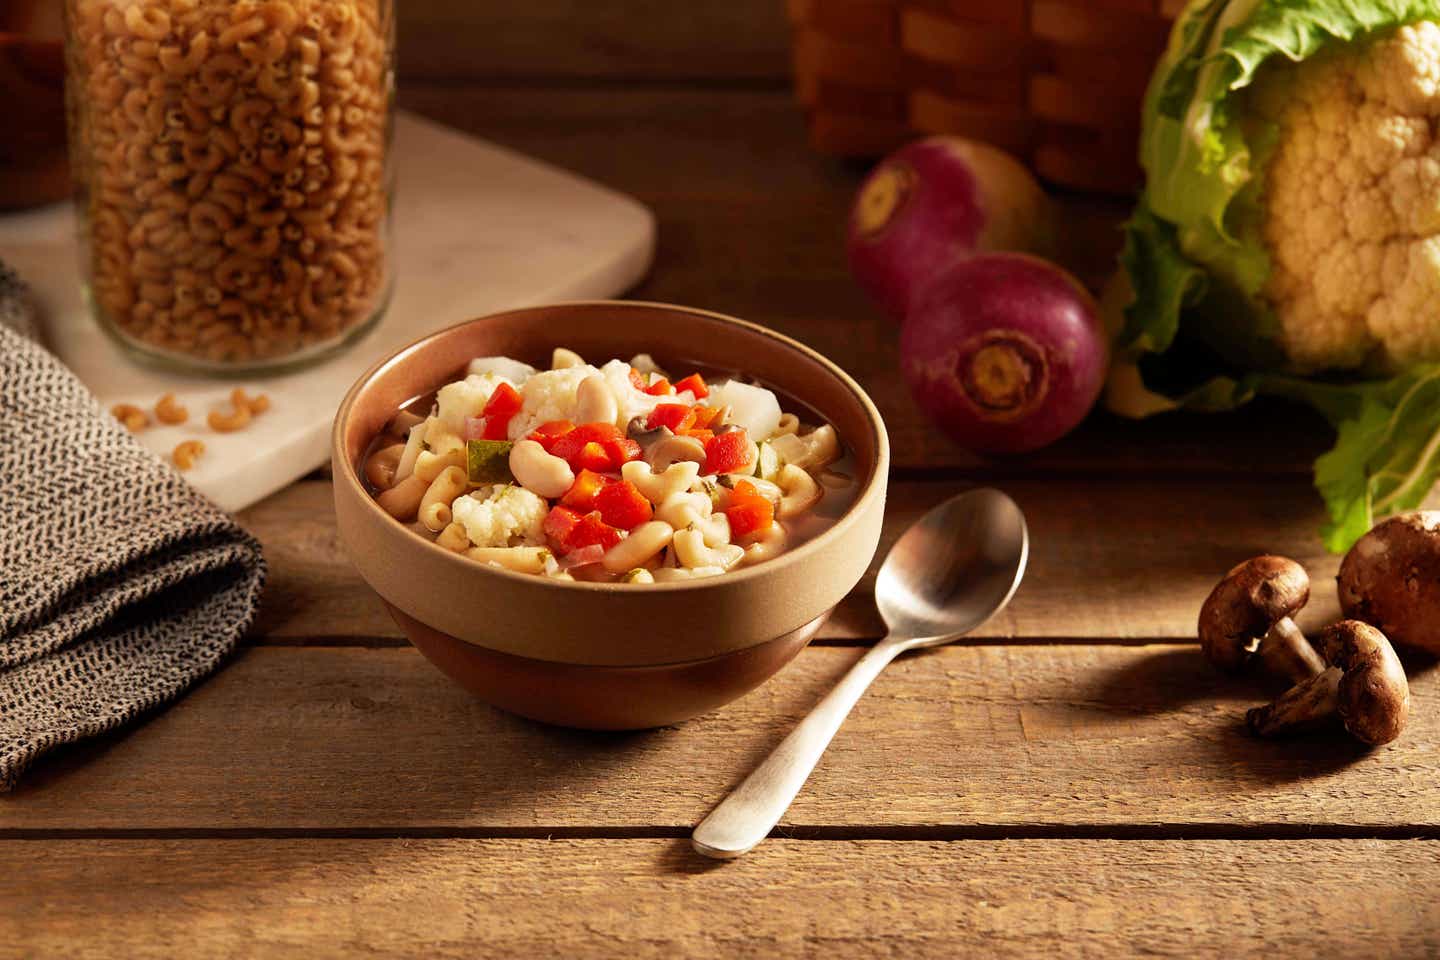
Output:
[
  {"left": 901, "top": 253, "right": 1107, "bottom": 455},
  {"left": 847, "top": 136, "right": 1056, "bottom": 321}
]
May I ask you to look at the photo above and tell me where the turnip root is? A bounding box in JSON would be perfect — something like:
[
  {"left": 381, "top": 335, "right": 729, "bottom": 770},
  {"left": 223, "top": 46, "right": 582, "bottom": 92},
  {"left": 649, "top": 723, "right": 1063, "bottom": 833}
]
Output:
[
  {"left": 901, "top": 253, "right": 1106, "bottom": 455},
  {"left": 847, "top": 137, "right": 1055, "bottom": 321}
]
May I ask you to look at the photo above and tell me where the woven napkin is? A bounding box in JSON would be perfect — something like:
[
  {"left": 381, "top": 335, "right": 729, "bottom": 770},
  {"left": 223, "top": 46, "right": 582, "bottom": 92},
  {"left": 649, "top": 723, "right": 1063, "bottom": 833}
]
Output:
[{"left": 0, "top": 262, "right": 266, "bottom": 790}]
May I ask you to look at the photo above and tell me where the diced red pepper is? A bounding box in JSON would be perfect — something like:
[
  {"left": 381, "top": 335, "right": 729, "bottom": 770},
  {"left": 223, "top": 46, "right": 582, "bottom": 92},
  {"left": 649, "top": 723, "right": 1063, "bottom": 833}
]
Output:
[
  {"left": 574, "top": 441, "right": 613, "bottom": 474},
  {"left": 543, "top": 505, "right": 623, "bottom": 554},
  {"left": 724, "top": 480, "right": 775, "bottom": 540},
  {"left": 479, "top": 382, "right": 523, "bottom": 440},
  {"left": 704, "top": 428, "right": 753, "bottom": 475},
  {"left": 683, "top": 428, "right": 714, "bottom": 446},
  {"left": 644, "top": 377, "right": 674, "bottom": 396},
  {"left": 688, "top": 405, "right": 722, "bottom": 430},
  {"left": 561, "top": 469, "right": 613, "bottom": 512},
  {"left": 528, "top": 419, "right": 575, "bottom": 452},
  {"left": 647, "top": 403, "right": 695, "bottom": 433},
  {"left": 604, "top": 436, "right": 642, "bottom": 465},
  {"left": 593, "top": 479, "right": 653, "bottom": 529},
  {"left": 674, "top": 373, "right": 709, "bottom": 399},
  {"left": 551, "top": 422, "right": 622, "bottom": 464},
  {"left": 628, "top": 366, "right": 648, "bottom": 391}
]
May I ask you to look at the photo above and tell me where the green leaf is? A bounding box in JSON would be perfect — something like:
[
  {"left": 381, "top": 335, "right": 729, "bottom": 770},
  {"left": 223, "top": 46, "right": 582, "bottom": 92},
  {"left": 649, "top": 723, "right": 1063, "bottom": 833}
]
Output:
[{"left": 1257, "top": 368, "right": 1440, "bottom": 552}]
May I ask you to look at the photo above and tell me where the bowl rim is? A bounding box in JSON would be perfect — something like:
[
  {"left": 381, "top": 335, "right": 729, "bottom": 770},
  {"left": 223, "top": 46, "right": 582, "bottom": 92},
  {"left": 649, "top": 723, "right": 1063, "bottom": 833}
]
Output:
[{"left": 332, "top": 299, "right": 890, "bottom": 594}]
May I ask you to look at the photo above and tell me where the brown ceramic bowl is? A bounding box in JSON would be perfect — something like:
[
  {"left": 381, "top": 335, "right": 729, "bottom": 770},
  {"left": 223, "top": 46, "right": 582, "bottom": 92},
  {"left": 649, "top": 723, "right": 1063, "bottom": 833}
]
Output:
[{"left": 333, "top": 301, "right": 889, "bottom": 729}]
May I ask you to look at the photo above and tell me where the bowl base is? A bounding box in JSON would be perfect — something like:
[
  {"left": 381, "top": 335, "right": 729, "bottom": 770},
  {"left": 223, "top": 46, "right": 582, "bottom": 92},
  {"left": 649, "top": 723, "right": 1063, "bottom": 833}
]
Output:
[{"left": 385, "top": 603, "right": 829, "bottom": 730}]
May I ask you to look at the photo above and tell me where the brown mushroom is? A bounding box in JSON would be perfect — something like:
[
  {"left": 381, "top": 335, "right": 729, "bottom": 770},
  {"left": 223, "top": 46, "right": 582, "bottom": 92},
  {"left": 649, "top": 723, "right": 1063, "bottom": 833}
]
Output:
[
  {"left": 1338, "top": 512, "right": 1440, "bottom": 654},
  {"left": 1198, "top": 556, "right": 1326, "bottom": 683},
  {"left": 1247, "top": 620, "right": 1410, "bottom": 745}
]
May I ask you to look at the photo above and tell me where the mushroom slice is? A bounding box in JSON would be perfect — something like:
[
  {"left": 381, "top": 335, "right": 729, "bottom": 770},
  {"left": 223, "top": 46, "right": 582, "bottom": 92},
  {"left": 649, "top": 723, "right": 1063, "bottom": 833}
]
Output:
[
  {"left": 1247, "top": 620, "right": 1410, "bottom": 746},
  {"left": 1197, "top": 555, "right": 1325, "bottom": 683},
  {"left": 647, "top": 432, "right": 707, "bottom": 472}
]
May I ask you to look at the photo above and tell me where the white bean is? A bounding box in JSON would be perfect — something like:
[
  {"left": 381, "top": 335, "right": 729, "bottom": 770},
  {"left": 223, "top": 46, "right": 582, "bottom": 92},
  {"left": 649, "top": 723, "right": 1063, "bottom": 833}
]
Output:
[
  {"left": 509, "top": 439, "right": 574, "bottom": 498},
  {"left": 776, "top": 463, "right": 822, "bottom": 519},
  {"left": 575, "top": 373, "right": 619, "bottom": 426},
  {"left": 601, "top": 521, "right": 674, "bottom": 574}
]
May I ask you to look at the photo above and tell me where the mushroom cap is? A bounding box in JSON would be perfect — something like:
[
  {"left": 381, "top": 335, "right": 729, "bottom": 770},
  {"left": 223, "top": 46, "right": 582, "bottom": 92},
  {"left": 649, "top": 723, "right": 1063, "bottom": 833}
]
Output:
[
  {"left": 1198, "top": 555, "right": 1310, "bottom": 673},
  {"left": 1338, "top": 512, "right": 1440, "bottom": 654},
  {"left": 1315, "top": 620, "right": 1410, "bottom": 746}
]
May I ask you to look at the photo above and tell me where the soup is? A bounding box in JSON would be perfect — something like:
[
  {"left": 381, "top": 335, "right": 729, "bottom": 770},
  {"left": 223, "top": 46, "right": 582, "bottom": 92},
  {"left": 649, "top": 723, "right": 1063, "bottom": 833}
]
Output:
[{"left": 361, "top": 346, "right": 858, "bottom": 583}]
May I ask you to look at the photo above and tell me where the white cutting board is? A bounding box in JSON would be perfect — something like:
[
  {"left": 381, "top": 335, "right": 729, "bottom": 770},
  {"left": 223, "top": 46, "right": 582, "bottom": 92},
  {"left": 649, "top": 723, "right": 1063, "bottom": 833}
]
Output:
[{"left": 0, "top": 111, "right": 655, "bottom": 512}]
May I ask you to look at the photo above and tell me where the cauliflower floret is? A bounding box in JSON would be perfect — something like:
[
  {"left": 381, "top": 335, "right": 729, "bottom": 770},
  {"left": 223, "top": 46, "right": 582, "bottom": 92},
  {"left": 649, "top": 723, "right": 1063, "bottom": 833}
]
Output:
[
  {"left": 506, "top": 364, "right": 599, "bottom": 440},
  {"left": 435, "top": 372, "right": 513, "bottom": 434},
  {"left": 1254, "top": 22, "right": 1440, "bottom": 371},
  {"left": 451, "top": 484, "right": 548, "bottom": 548}
]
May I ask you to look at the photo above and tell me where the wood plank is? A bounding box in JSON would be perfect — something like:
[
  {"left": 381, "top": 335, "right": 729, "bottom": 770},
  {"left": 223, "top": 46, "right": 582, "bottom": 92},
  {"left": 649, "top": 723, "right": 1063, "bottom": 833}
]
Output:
[
  {"left": 394, "top": 85, "right": 1334, "bottom": 473},
  {"left": 6, "top": 644, "right": 1438, "bottom": 830},
  {"left": 241, "top": 476, "right": 1351, "bottom": 643},
  {"left": 396, "top": 1, "right": 791, "bottom": 83},
  {"left": 4, "top": 838, "right": 1438, "bottom": 958}
]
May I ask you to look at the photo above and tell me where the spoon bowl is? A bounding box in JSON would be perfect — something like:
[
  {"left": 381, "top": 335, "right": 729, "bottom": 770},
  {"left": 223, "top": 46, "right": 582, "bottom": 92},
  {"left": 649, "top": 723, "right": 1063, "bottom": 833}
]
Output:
[
  {"left": 693, "top": 487, "right": 1029, "bottom": 858},
  {"left": 877, "top": 487, "right": 1029, "bottom": 645}
]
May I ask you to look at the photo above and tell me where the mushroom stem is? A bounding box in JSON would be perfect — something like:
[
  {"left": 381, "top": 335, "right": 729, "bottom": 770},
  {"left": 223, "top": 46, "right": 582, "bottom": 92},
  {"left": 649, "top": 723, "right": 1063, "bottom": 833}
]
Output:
[
  {"left": 1257, "top": 618, "right": 1327, "bottom": 684},
  {"left": 1246, "top": 620, "right": 1410, "bottom": 746},
  {"left": 1246, "top": 667, "right": 1341, "bottom": 737}
]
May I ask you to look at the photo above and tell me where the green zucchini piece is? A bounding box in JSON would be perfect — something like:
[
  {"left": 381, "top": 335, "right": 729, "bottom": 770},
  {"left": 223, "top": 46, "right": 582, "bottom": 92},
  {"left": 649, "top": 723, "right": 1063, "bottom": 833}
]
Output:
[{"left": 466, "top": 439, "right": 515, "bottom": 485}]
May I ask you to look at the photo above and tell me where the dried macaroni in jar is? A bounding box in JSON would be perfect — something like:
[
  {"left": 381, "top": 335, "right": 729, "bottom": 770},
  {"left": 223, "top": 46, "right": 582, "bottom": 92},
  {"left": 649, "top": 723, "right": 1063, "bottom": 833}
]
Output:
[{"left": 64, "top": 0, "right": 393, "bottom": 371}]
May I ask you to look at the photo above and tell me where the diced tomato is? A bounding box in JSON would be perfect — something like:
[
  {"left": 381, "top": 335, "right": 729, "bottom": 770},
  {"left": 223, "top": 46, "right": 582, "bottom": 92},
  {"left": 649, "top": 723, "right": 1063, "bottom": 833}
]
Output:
[
  {"left": 683, "top": 428, "right": 714, "bottom": 446},
  {"left": 543, "top": 505, "right": 623, "bottom": 554},
  {"left": 628, "top": 366, "right": 648, "bottom": 391},
  {"left": 593, "top": 479, "right": 653, "bottom": 529},
  {"left": 674, "top": 373, "right": 708, "bottom": 399},
  {"left": 705, "top": 428, "right": 753, "bottom": 475},
  {"left": 479, "top": 382, "right": 522, "bottom": 439},
  {"left": 558, "top": 543, "right": 607, "bottom": 569},
  {"left": 604, "top": 436, "right": 642, "bottom": 466},
  {"left": 551, "top": 422, "right": 622, "bottom": 464},
  {"left": 725, "top": 480, "right": 775, "bottom": 540},
  {"left": 644, "top": 377, "right": 673, "bottom": 396},
  {"left": 561, "top": 469, "right": 612, "bottom": 511},
  {"left": 528, "top": 419, "right": 575, "bottom": 451},
  {"left": 647, "top": 403, "right": 695, "bottom": 433}
]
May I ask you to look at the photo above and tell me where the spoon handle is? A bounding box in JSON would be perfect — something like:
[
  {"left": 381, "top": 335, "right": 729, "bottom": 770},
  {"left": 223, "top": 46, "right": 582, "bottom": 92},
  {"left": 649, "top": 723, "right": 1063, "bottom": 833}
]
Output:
[{"left": 691, "top": 636, "right": 907, "bottom": 859}]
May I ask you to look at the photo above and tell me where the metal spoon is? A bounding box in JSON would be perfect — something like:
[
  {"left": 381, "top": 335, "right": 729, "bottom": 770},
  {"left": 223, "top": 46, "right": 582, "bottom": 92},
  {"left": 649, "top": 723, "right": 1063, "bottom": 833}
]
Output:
[{"left": 691, "top": 487, "right": 1029, "bottom": 859}]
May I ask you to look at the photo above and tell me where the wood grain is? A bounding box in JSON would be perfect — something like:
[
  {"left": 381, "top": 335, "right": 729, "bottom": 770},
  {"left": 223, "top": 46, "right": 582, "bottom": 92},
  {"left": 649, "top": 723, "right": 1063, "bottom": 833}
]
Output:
[
  {"left": 4, "top": 838, "right": 1438, "bottom": 958},
  {"left": 241, "top": 476, "right": 1348, "bottom": 643},
  {"left": 395, "top": 1, "right": 791, "bottom": 83},
  {"left": 6, "top": 644, "right": 1437, "bottom": 831},
  {"left": 395, "top": 85, "right": 1334, "bottom": 474}
]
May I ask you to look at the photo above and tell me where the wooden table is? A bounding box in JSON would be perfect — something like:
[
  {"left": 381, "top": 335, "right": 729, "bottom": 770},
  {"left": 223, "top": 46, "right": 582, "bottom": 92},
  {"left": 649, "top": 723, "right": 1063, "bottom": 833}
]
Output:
[{"left": 5, "top": 7, "right": 1439, "bottom": 956}]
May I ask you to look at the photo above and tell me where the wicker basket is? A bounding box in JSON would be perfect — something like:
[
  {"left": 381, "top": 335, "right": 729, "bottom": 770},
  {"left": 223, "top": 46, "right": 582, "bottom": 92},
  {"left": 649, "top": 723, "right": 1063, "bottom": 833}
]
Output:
[{"left": 788, "top": 0, "right": 1183, "bottom": 193}]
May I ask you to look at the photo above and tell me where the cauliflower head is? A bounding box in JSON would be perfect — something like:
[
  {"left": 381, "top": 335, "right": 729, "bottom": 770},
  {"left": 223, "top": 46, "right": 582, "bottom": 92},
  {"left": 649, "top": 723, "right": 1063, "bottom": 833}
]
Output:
[
  {"left": 1253, "top": 22, "right": 1440, "bottom": 372},
  {"left": 451, "top": 484, "right": 548, "bottom": 548}
]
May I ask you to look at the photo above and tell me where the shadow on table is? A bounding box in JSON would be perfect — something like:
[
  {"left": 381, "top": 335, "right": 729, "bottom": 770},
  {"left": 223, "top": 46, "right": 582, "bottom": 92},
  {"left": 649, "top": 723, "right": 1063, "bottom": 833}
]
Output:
[{"left": 1081, "top": 642, "right": 1439, "bottom": 787}]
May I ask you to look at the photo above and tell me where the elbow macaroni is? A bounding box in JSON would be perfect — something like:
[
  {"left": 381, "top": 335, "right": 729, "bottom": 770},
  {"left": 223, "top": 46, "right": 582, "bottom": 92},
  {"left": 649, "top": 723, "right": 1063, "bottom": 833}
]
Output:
[{"left": 68, "top": 0, "right": 391, "bottom": 367}]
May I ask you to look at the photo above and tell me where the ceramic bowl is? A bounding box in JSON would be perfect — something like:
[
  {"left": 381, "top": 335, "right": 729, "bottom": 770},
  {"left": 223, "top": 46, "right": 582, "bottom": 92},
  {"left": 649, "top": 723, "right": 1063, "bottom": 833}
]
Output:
[{"left": 332, "top": 301, "right": 889, "bottom": 729}]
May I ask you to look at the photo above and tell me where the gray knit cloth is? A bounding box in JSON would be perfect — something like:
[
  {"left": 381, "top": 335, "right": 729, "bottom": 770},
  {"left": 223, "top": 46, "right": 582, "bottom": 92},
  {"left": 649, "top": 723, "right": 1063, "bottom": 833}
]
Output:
[{"left": 0, "top": 262, "right": 266, "bottom": 790}]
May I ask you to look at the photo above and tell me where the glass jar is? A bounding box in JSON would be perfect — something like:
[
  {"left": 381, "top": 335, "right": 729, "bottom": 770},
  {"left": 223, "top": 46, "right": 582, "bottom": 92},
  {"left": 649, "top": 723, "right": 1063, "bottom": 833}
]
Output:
[{"left": 64, "top": 0, "right": 394, "bottom": 373}]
